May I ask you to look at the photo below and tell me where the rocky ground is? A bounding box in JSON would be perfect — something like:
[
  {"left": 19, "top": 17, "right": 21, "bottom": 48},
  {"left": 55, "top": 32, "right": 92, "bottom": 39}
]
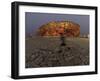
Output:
[{"left": 25, "top": 37, "right": 89, "bottom": 68}]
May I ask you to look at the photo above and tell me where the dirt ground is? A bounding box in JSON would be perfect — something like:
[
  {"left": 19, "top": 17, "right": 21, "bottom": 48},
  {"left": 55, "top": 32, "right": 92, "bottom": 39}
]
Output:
[{"left": 25, "top": 36, "right": 89, "bottom": 68}]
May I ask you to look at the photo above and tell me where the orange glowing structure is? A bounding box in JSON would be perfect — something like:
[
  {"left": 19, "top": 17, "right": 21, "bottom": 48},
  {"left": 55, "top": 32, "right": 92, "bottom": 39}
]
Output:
[{"left": 37, "top": 21, "right": 80, "bottom": 37}]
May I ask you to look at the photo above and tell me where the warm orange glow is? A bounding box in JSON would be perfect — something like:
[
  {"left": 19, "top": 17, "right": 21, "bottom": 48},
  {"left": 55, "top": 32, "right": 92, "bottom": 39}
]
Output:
[{"left": 37, "top": 21, "right": 80, "bottom": 37}]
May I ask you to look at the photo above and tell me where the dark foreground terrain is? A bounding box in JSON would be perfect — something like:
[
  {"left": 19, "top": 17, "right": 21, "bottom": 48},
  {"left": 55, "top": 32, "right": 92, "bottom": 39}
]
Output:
[{"left": 25, "top": 36, "right": 89, "bottom": 68}]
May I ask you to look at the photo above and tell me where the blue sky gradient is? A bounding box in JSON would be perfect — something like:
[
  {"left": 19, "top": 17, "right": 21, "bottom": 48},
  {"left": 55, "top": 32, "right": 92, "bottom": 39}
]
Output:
[{"left": 25, "top": 12, "right": 89, "bottom": 36}]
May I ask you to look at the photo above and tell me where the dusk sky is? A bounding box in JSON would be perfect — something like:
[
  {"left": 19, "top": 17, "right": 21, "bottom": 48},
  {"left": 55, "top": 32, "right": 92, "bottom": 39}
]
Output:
[{"left": 25, "top": 12, "right": 89, "bottom": 36}]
